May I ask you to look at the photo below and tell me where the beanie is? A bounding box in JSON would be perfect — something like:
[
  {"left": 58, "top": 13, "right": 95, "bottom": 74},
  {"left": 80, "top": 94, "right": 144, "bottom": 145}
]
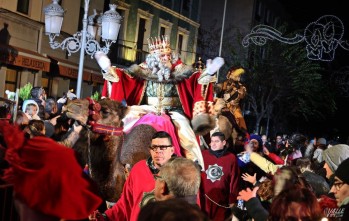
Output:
[
  {"left": 322, "top": 144, "right": 349, "bottom": 173},
  {"left": 317, "top": 138, "right": 327, "bottom": 145},
  {"left": 288, "top": 133, "right": 306, "bottom": 150},
  {"left": 250, "top": 134, "right": 262, "bottom": 148},
  {"left": 335, "top": 157, "right": 349, "bottom": 184}
]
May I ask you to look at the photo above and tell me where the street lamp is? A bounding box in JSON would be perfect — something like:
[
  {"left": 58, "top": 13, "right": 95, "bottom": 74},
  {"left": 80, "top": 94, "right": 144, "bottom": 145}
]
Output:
[{"left": 44, "top": 0, "right": 122, "bottom": 98}]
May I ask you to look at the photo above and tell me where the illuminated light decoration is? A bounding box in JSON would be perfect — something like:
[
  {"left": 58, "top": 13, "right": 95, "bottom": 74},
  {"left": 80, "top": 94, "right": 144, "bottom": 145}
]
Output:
[{"left": 242, "top": 15, "right": 349, "bottom": 61}]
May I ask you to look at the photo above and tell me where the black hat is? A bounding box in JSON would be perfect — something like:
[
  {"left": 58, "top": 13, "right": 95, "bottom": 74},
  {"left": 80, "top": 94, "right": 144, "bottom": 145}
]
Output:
[
  {"left": 335, "top": 157, "right": 349, "bottom": 184},
  {"left": 288, "top": 133, "right": 306, "bottom": 150}
]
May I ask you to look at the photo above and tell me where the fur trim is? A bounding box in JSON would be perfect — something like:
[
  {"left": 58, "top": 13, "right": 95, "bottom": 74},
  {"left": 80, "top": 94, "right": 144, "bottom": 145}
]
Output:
[
  {"left": 126, "top": 63, "right": 193, "bottom": 83},
  {"left": 191, "top": 113, "right": 215, "bottom": 136}
]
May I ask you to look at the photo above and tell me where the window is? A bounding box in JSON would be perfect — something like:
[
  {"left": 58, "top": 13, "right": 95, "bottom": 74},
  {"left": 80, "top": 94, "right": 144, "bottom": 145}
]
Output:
[
  {"left": 160, "top": 27, "right": 166, "bottom": 37},
  {"left": 17, "top": 0, "right": 30, "bottom": 14},
  {"left": 137, "top": 18, "right": 146, "bottom": 50},
  {"left": 177, "top": 34, "right": 183, "bottom": 55},
  {"left": 5, "top": 69, "right": 18, "bottom": 94},
  {"left": 158, "top": 18, "right": 173, "bottom": 38},
  {"left": 136, "top": 9, "right": 154, "bottom": 52},
  {"left": 176, "top": 27, "right": 189, "bottom": 62}
]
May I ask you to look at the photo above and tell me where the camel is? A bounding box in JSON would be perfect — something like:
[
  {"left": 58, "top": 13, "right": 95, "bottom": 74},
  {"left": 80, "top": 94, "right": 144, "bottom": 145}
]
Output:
[
  {"left": 64, "top": 98, "right": 156, "bottom": 202},
  {"left": 63, "top": 97, "right": 240, "bottom": 203}
]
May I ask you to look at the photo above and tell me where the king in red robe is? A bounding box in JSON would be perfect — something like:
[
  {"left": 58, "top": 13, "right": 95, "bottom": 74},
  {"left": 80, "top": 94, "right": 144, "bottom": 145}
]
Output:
[{"left": 95, "top": 36, "right": 224, "bottom": 169}]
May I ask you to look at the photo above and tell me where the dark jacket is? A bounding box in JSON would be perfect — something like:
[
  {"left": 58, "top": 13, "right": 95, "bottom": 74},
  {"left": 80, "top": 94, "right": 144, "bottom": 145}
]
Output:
[{"left": 302, "top": 170, "right": 330, "bottom": 197}]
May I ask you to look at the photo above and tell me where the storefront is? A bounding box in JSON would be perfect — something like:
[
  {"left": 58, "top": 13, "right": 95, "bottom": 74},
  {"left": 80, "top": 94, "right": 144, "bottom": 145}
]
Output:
[
  {"left": 0, "top": 44, "right": 50, "bottom": 97},
  {"left": 48, "top": 56, "right": 104, "bottom": 99}
]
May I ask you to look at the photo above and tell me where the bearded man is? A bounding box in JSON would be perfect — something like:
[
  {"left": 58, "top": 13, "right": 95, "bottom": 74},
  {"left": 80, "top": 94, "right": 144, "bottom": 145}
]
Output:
[{"left": 95, "top": 36, "right": 224, "bottom": 169}]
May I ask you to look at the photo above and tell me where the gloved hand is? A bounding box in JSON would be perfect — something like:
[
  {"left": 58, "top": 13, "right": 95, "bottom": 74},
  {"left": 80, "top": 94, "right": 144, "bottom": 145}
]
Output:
[
  {"left": 198, "top": 57, "right": 224, "bottom": 84},
  {"left": 95, "top": 51, "right": 111, "bottom": 72},
  {"left": 95, "top": 51, "right": 119, "bottom": 82},
  {"left": 204, "top": 57, "right": 225, "bottom": 75},
  {"left": 57, "top": 97, "right": 67, "bottom": 104}
]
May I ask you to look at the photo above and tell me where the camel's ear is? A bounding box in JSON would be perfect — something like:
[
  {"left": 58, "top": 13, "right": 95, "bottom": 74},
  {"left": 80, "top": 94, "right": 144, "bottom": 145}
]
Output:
[{"left": 192, "top": 113, "right": 215, "bottom": 136}]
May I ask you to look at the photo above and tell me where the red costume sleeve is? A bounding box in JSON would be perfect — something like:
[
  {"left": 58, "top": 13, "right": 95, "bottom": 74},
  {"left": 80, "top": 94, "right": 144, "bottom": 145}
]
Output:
[
  {"left": 104, "top": 160, "right": 155, "bottom": 221},
  {"left": 102, "top": 68, "right": 146, "bottom": 105},
  {"left": 176, "top": 71, "right": 214, "bottom": 119},
  {"left": 267, "top": 152, "right": 284, "bottom": 165}
]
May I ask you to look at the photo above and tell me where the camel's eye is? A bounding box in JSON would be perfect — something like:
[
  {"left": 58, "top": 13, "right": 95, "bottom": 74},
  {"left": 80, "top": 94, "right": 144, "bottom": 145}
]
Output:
[{"left": 101, "top": 108, "right": 110, "bottom": 116}]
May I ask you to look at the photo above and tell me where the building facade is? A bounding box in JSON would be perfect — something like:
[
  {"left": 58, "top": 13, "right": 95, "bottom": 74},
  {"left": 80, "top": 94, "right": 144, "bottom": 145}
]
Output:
[{"left": 0, "top": 0, "right": 201, "bottom": 99}]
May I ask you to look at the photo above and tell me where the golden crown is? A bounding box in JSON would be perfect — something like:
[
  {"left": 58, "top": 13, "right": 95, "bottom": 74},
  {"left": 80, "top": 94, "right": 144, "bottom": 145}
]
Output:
[{"left": 148, "top": 36, "right": 171, "bottom": 54}]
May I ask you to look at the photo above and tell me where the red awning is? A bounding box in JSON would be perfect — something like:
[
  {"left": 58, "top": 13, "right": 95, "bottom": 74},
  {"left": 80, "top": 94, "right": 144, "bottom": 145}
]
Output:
[
  {"left": 49, "top": 56, "right": 101, "bottom": 82},
  {"left": 0, "top": 44, "right": 50, "bottom": 72}
]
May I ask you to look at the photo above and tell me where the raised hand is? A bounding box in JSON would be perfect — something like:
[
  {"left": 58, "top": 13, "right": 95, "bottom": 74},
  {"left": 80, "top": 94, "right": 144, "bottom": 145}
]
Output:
[
  {"left": 237, "top": 186, "right": 259, "bottom": 202},
  {"left": 95, "top": 51, "right": 111, "bottom": 72},
  {"left": 241, "top": 173, "right": 257, "bottom": 185}
]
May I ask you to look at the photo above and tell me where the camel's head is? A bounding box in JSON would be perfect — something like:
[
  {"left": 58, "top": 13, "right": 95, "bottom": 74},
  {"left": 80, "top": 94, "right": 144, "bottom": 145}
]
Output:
[
  {"left": 63, "top": 98, "right": 129, "bottom": 128},
  {"left": 63, "top": 99, "right": 89, "bottom": 125},
  {"left": 96, "top": 99, "right": 129, "bottom": 127}
]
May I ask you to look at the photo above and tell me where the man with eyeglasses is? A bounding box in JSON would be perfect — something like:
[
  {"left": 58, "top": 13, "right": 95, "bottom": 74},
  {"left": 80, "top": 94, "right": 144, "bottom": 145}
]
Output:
[
  {"left": 89, "top": 131, "right": 176, "bottom": 221},
  {"left": 330, "top": 157, "right": 349, "bottom": 220}
]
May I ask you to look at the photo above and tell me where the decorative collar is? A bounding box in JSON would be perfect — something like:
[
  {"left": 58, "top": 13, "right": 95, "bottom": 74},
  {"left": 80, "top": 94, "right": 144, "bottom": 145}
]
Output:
[{"left": 126, "top": 62, "right": 194, "bottom": 83}]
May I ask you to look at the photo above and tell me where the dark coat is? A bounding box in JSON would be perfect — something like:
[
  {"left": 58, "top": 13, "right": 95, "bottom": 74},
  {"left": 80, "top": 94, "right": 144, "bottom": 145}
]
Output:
[{"left": 302, "top": 170, "right": 330, "bottom": 197}]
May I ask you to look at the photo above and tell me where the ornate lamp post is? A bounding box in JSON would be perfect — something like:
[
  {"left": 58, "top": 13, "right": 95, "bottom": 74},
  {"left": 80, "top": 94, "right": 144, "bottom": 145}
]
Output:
[{"left": 44, "top": 0, "right": 122, "bottom": 98}]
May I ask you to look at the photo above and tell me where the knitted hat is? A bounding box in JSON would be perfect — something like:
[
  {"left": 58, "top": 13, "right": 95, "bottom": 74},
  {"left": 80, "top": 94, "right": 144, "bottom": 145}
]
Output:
[
  {"left": 335, "top": 158, "right": 349, "bottom": 184},
  {"left": 288, "top": 133, "right": 307, "bottom": 150},
  {"left": 322, "top": 144, "right": 349, "bottom": 173},
  {"left": 317, "top": 138, "right": 327, "bottom": 145},
  {"left": 250, "top": 134, "right": 262, "bottom": 148}
]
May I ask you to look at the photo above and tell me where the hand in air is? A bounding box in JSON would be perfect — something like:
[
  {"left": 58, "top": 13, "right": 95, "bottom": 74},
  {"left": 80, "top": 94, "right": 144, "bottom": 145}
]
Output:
[
  {"left": 237, "top": 186, "right": 259, "bottom": 202},
  {"left": 95, "top": 51, "right": 111, "bottom": 72},
  {"left": 241, "top": 173, "right": 257, "bottom": 185}
]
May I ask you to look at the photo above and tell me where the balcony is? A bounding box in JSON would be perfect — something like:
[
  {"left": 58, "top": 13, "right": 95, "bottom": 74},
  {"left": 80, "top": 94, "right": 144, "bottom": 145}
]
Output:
[{"left": 109, "top": 43, "right": 149, "bottom": 67}]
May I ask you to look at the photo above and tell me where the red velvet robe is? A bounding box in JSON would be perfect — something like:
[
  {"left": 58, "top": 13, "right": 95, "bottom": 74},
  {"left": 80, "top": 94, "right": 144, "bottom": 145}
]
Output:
[
  {"left": 101, "top": 67, "right": 214, "bottom": 120},
  {"left": 200, "top": 150, "right": 240, "bottom": 221}
]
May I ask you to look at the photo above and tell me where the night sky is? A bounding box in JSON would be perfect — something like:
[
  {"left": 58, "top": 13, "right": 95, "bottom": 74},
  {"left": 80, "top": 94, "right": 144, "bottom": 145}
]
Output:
[
  {"left": 279, "top": 0, "right": 349, "bottom": 141},
  {"left": 279, "top": 0, "right": 348, "bottom": 27}
]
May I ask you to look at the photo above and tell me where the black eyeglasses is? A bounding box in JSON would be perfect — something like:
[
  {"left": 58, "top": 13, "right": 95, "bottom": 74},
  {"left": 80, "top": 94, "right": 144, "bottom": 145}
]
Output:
[
  {"left": 153, "top": 174, "right": 163, "bottom": 180},
  {"left": 333, "top": 181, "right": 345, "bottom": 191},
  {"left": 149, "top": 145, "right": 172, "bottom": 151}
]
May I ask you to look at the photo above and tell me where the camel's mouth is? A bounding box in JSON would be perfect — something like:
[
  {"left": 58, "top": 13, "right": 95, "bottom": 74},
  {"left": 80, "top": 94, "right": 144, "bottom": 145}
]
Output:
[{"left": 63, "top": 99, "right": 89, "bottom": 125}]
